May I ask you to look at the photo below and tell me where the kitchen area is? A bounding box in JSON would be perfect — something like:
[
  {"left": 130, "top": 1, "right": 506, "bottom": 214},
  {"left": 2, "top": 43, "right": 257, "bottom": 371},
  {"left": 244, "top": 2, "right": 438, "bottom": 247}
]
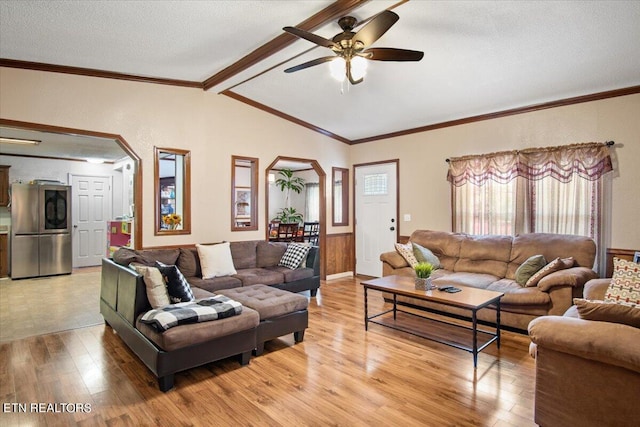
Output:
[{"left": 0, "top": 128, "right": 136, "bottom": 280}]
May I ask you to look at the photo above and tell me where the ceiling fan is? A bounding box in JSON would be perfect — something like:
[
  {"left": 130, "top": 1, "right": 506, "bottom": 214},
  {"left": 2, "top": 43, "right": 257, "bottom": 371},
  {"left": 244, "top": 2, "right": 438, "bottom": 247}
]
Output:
[{"left": 283, "top": 10, "right": 423, "bottom": 85}]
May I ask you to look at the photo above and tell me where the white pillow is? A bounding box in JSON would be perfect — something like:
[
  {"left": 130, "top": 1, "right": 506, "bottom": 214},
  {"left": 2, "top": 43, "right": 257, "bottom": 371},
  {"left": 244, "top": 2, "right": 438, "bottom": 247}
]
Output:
[
  {"left": 132, "top": 264, "right": 170, "bottom": 308},
  {"left": 196, "top": 242, "right": 237, "bottom": 279}
]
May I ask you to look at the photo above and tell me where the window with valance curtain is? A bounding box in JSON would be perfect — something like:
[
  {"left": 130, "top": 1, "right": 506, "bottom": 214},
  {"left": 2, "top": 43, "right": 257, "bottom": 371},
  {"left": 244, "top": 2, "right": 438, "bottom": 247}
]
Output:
[{"left": 447, "top": 142, "right": 613, "bottom": 271}]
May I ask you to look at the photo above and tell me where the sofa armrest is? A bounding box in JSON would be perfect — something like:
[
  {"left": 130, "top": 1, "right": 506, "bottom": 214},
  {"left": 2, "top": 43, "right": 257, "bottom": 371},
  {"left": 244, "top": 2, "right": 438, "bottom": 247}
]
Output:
[
  {"left": 584, "top": 278, "right": 610, "bottom": 300},
  {"left": 528, "top": 315, "right": 640, "bottom": 374},
  {"left": 380, "top": 251, "right": 408, "bottom": 269},
  {"left": 537, "top": 266, "right": 598, "bottom": 292}
]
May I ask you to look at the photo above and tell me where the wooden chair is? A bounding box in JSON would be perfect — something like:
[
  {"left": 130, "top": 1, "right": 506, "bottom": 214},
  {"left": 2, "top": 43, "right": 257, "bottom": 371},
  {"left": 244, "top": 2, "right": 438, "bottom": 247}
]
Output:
[
  {"left": 302, "top": 221, "right": 320, "bottom": 245},
  {"left": 275, "top": 223, "right": 300, "bottom": 242}
]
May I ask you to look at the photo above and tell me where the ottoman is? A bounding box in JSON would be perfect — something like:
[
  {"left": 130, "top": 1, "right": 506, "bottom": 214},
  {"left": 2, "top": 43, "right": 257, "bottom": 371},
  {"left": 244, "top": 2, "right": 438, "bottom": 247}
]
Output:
[{"left": 217, "top": 284, "right": 309, "bottom": 355}]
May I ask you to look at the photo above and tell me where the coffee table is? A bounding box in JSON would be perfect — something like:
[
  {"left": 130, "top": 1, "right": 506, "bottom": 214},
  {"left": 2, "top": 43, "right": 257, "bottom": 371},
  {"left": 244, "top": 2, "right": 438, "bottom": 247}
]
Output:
[{"left": 361, "top": 275, "right": 504, "bottom": 367}]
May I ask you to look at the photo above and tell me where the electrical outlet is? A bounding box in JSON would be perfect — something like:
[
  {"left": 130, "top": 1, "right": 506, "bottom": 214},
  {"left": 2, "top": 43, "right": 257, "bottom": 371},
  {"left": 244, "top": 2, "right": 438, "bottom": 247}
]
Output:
[{"left": 403, "top": 214, "right": 411, "bottom": 222}]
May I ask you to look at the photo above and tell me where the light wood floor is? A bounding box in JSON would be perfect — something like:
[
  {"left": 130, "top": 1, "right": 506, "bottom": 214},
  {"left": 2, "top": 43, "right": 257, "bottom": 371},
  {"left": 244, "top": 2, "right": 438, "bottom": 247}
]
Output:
[{"left": 0, "top": 275, "right": 537, "bottom": 426}]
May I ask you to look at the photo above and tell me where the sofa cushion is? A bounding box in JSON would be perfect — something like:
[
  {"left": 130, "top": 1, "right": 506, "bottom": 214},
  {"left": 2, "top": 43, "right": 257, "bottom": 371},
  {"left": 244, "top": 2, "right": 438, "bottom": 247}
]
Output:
[
  {"left": 395, "top": 242, "right": 418, "bottom": 267},
  {"left": 137, "top": 307, "right": 259, "bottom": 352},
  {"left": 486, "top": 279, "right": 552, "bottom": 305},
  {"left": 256, "top": 241, "right": 288, "bottom": 267},
  {"left": 604, "top": 257, "right": 640, "bottom": 307},
  {"left": 409, "top": 230, "right": 465, "bottom": 271},
  {"left": 155, "top": 262, "right": 195, "bottom": 303},
  {"left": 508, "top": 233, "right": 595, "bottom": 278},
  {"left": 412, "top": 242, "right": 441, "bottom": 269},
  {"left": 525, "top": 257, "right": 574, "bottom": 287},
  {"left": 233, "top": 268, "right": 284, "bottom": 286},
  {"left": 217, "top": 284, "right": 308, "bottom": 320},
  {"left": 140, "top": 249, "right": 181, "bottom": 266},
  {"left": 197, "top": 242, "right": 237, "bottom": 279},
  {"left": 431, "top": 271, "right": 498, "bottom": 289},
  {"left": 574, "top": 298, "right": 640, "bottom": 328},
  {"left": 187, "top": 276, "right": 242, "bottom": 293},
  {"left": 230, "top": 240, "right": 258, "bottom": 270},
  {"left": 132, "top": 264, "right": 171, "bottom": 308},
  {"left": 515, "top": 254, "right": 547, "bottom": 286},
  {"left": 454, "top": 234, "right": 512, "bottom": 277},
  {"left": 278, "top": 243, "right": 310, "bottom": 270},
  {"left": 265, "top": 265, "right": 314, "bottom": 283},
  {"left": 177, "top": 247, "right": 201, "bottom": 278}
]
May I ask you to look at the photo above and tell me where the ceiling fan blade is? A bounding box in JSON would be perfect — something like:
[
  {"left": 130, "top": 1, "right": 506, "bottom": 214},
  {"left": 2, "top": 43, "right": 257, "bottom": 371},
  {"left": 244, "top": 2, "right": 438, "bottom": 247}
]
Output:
[
  {"left": 363, "top": 47, "right": 424, "bottom": 61},
  {"left": 284, "top": 56, "right": 337, "bottom": 73},
  {"left": 352, "top": 10, "right": 399, "bottom": 48},
  {"left": 283, "top": 26, "right": 339, "bottom": 50}
]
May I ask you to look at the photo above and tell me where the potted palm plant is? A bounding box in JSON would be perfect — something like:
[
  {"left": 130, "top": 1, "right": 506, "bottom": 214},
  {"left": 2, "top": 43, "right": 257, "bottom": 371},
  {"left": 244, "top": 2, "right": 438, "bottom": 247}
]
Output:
[
  {"left": 274, "top": 168, "right": 306, "bottom": 223},
  {"left": 414, "top": 262, "right": 434, "bottom": 290}
]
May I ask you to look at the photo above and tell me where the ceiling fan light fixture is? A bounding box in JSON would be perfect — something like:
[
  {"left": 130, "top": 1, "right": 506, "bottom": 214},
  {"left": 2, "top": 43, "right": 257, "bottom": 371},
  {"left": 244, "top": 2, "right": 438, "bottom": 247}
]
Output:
[
  {"left": 350, "top": 56, "right": 368, "bottom": 81},
  {"left": 329, "top": 57, "right": 346, "bottom": 81}
]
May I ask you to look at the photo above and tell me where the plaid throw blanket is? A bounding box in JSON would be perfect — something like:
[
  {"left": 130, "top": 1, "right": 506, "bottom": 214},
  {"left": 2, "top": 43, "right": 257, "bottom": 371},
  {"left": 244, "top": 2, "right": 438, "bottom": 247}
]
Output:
[{"left": 140, "top": 295, "right": 243, "bottom": 332}]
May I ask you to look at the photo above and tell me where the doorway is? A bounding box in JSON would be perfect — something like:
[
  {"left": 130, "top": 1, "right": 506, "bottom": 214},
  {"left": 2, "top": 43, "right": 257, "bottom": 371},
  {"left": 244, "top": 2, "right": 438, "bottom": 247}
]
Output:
[
  {"left": 266, "top": 156, "right": 326, "bottom": 278},
  {"left": 354, "top": 160, "right": 399, "bottom": 277},
  {"left": 70, "top": 174, "right": 113, "bottom": 267}
]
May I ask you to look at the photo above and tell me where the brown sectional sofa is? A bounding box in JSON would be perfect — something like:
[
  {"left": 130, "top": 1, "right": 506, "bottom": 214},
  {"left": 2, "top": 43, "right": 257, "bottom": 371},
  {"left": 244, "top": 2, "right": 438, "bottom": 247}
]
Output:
[
  {"left": 100, "top": 240, "right": 318, "bottom": 391},
  {"left": 380, "top": 230, "right": 598, "bottom": 330},
  {"left": 528, "top": 279, "right": 640, "bottom": 426},
  {"left": 113, "top": 240, "right": 320, "bottom": 296}
]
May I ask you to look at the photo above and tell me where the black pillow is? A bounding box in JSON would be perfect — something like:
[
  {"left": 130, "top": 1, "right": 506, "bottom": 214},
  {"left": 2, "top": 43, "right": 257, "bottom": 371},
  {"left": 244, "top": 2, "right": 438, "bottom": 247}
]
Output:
[{"left": 155, "top": 262, "right": 195, "bottom": 303}]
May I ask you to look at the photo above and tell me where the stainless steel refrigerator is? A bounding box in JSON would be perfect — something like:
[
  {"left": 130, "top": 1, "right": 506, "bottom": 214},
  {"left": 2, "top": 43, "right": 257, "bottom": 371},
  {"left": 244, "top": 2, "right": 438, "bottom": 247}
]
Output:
[{"left": 10, "top": 183, "right": 72, "bottom": 279}]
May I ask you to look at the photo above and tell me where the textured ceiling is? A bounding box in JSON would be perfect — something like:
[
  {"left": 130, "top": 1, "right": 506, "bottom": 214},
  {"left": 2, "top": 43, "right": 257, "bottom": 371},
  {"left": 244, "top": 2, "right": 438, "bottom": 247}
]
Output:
[{"left": 1, "top": 0, "right": 639, "bottom": 158}]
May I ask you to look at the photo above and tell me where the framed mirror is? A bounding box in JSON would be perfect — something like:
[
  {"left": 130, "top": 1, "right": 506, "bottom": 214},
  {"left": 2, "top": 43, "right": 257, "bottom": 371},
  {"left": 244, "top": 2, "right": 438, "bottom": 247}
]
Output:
[
  {"left": 332, "top": 167, "right": 349, "bottom": 226},
  {"left": 154, "top": 147, "right": 191, "bottom": 235},
  {"left": 231, "top": 155, "right": 258, "bottom": 231}
]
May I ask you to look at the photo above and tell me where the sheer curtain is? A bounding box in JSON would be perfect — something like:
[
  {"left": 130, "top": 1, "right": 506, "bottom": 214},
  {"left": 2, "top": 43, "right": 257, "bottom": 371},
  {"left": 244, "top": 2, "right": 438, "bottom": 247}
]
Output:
[
  {"left": 448, "top": 142, "right": 613, "bottom": 271},
  {"left": 305, "top": 183, "right": 319, "bottom": 222}
]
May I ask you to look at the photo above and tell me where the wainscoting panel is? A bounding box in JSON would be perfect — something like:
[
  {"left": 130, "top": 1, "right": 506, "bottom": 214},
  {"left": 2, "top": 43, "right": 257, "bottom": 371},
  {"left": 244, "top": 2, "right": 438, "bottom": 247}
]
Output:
[{"left": 326, "top": 233, "right": 354, "bottom": 276}]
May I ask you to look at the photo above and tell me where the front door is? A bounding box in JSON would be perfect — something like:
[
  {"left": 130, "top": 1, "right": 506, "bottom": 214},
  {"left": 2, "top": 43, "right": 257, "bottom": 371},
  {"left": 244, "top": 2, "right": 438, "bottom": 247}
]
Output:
[
  {"left": 71, "top": 175, "right": 112, "bottom": 267},
  {"left": 355, "top": 161, "right": 398, "bottom": 277}
]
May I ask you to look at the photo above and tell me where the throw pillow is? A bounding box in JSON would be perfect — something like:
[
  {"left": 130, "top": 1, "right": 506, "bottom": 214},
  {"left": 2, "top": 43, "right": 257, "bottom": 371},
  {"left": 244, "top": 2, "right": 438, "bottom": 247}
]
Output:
[
  {"left": 412, "top": 242, "right": 441, "bottom": 269},
  {"left": 279, "top": 243, "right": 311, "bottom": 270},
  {"left": 155, "top": 262, "right": 195, "bottom": 303},
  {"left": 525, "top": 257, "right": 574, "bottom": 287},
  {"left": 515, "top": 254, "right": 547, "bottom": 286},
  {"left": 574, "top": 298, "right": 640, "bottom": 328},
  {"left": 395, "top": 242, "right": 418, "bottom": 268},
  {"left": 604, "top": 257, "right": 640, "bottom": 308},
  {"left": 132, "top": 264, "right": 171, "bottom": 308},
  {"left": 196, "top": 242, "right": 237, "bottom": 279}
]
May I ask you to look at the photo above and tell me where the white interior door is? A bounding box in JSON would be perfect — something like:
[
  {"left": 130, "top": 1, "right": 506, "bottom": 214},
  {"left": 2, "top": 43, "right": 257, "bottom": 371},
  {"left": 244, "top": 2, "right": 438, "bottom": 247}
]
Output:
[
  {"left": 355, "top": 162, "right": 398, "bottom": 277},
  {"left": 71, "top": 175, "right": 112, "bottom": 267}
]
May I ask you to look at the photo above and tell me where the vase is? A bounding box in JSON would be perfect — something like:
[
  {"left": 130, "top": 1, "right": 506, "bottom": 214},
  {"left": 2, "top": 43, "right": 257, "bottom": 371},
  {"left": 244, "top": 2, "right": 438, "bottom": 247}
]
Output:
[{"left": 414, "top": 277, "right": 432, "bottom": 290}]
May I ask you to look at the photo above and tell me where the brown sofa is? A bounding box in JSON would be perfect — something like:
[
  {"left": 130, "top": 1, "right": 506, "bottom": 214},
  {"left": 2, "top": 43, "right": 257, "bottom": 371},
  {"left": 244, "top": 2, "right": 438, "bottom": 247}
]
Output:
[
  {"left": 380, "top": 230, "right": 598, "bottom": 330},
  {"left": 101, "top": 240, "right": 317, "bottom": 391},
  {"left": 528, "top": 279, "right": 640, "bottom": 426}
]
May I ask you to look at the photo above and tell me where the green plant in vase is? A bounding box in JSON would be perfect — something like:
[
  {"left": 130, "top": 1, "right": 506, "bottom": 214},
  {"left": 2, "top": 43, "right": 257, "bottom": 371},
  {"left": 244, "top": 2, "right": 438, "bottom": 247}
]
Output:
[{"left": 414, "top": 262, "right": 434, "bottom": 290}]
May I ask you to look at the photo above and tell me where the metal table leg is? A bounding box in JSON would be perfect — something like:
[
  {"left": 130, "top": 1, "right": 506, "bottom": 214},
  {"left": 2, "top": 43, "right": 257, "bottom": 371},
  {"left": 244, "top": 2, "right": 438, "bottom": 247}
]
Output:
[
  {"left": 472, "top": 309, "right": 478, "bottom": 368},
  {"left": 364, "top": 286, "right": 369, "bottom": 331}
]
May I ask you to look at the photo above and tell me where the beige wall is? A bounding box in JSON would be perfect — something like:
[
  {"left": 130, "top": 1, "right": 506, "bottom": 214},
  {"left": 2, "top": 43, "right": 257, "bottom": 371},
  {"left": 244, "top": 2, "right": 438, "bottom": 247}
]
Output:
[
  {"left": 0, "top": 67, "right": 351, "bottom": 247},
  {"left": 1, "top": 67, "right": 638, "bottom": 252},
  {"left": 350, "top": 93, "right": 640, "bottom": 251}
]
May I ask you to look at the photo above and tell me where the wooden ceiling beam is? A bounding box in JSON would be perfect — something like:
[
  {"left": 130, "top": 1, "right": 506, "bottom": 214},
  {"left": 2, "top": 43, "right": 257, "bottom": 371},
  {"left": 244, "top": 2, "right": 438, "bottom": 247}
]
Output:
[{"left": 202, "top": 0, "right": 369, "bottom": 91}]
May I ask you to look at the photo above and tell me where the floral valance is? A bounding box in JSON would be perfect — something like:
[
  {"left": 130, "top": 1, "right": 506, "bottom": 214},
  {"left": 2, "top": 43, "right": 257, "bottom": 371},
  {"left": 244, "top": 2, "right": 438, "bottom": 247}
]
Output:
[{"left": 447, "top": 142, "right": 613, "bottom": 187}]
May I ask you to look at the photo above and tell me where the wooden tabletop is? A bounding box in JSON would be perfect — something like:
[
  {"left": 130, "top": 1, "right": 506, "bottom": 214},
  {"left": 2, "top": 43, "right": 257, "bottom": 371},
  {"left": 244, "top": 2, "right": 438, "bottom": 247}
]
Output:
[{"left": 361, "top": 275, "right": 504, "bottom": 309}]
